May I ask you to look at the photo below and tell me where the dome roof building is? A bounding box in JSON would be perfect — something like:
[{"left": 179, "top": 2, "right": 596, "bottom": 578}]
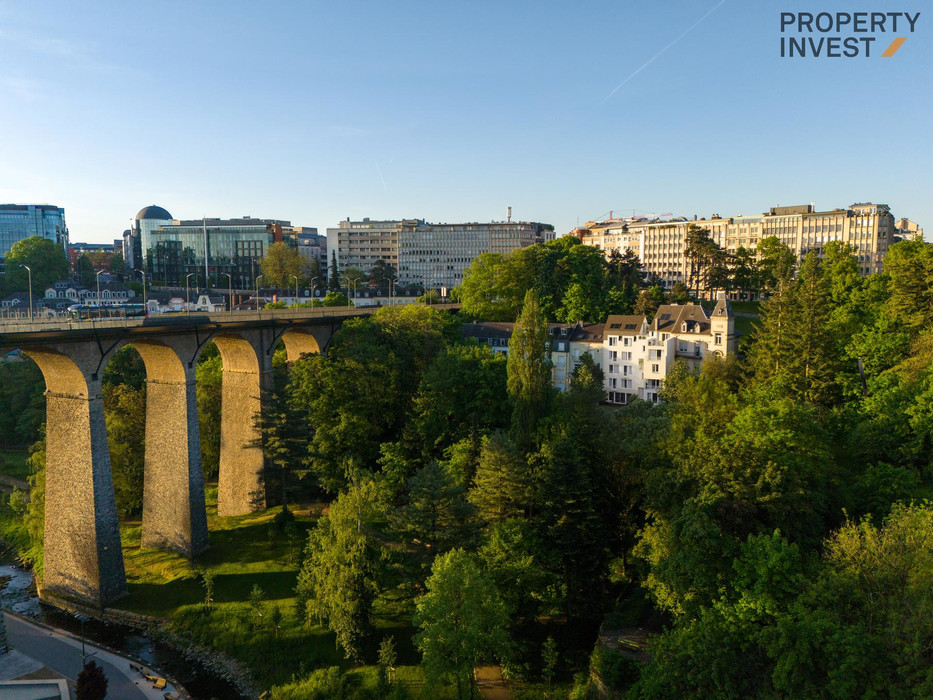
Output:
[{"left": 136, "top": 205, "right": 173, "bottom": 221}]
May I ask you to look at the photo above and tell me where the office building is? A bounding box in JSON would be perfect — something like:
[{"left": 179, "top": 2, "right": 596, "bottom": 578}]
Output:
[
  {"left": 327, "top": 218, "right": 555, "bottom": 289},
  {"left": 398, "top": 220, "right": 555, "bottom": 289},
  {"left": 326, "top": 219, "right": 406, "bottom": 275},
  {"left": 0, "top": 204, "right": 69, "bottom": 258},
  {"left": 575, "top": 202, "right": 899, "bottom": 287},
  {"left": 147, "top": 215, "right": 289, "bottom": 287}
]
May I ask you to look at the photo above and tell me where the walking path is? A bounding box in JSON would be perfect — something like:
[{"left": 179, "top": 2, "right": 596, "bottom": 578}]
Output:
[
  {"left": 475, "top": 665, "right": 513, "bottom": 700},
  {"left": 2, "top": 611, "right": 182, "bottom": 699}
]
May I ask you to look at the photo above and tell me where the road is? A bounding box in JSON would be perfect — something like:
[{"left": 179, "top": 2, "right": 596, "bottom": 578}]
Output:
[{"left": 4, "top": 611, "right": 179, "bottom": 699}]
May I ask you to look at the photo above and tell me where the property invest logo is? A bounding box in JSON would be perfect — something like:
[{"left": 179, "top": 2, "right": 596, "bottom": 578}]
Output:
[{"left": 780, "top": 11, "right": 920, "bottom": 57}]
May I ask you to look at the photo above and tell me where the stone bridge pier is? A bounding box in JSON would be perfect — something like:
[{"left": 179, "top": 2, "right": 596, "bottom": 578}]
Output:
[
  {"left": 23, "top": 344, "right": 127, "bottom": 609},
  {"left": 133, "top": 337, "right": 208, "bottom": 557},
  {"left": 1, "top": 306, "right": 372, "bottom": 609},
  {"left": 214, "top": 326, "right": 325, "bottom": 516}
]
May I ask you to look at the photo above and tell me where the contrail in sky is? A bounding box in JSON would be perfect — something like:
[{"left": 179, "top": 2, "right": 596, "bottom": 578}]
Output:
[
  {"left": 601, "top": 0, "right": 729, "bottom": 104},
  {"left": 375, "top": 160, "right": 388, "bottom": 190}
]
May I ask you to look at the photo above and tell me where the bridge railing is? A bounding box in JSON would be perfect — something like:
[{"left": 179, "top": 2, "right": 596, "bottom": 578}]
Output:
[{"left": 0, "top": 303, "right": 461, "bottom": 336}]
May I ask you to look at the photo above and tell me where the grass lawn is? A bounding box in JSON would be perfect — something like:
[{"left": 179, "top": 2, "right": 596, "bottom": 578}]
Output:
[
  {"left": 115, "top": 485, "right": 453, "bottom": 698},
  {"left": 0, "top": 449, "right": 30, "bottom": 482}
]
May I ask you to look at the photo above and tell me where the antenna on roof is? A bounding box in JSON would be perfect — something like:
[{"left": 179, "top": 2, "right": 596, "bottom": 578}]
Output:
[{"left": 507, "top": 206, "right": 512, "bottom": 223}]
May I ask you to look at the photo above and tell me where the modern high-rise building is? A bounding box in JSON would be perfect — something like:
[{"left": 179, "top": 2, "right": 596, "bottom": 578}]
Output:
[
  {"left": 575, "top": 202, "right": 900, "bottom": 287},
  {"left": 0, "top": 204, "right": 69, "bottom": 258},
  {"left": 327, "top": 218, "right": 555, "bottom": 288}
]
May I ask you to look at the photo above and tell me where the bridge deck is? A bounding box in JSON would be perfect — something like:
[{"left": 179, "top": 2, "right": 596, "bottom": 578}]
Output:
[{"left": 0, "top": 304, "right": 460, "bottom": 345}]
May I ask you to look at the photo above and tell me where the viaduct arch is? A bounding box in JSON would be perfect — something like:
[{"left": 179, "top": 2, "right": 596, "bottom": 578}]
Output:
[{"left": 1, "top": 309, "right": 353, "bottom": 610}]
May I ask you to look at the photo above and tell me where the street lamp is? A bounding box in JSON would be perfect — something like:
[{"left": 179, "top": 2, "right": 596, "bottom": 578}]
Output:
[
  {"left": 389, "top": 277, "right": 397, "bottom": 306},
  {"left": 342, "top": 277, "right": 357, "bottom": 308},
  {"left": 19, "top": 264, "right": 32, "bottom": 321},
  {"left": 222, "top": 272, "right": 232, "bottom": 314},
  {"left": 255, "top": 274, "right": 264, "bottom": 312},
  {"left": 74, "top": 613, "right": 95, "bottom": 667},
  {"left": 96, "top": 269, "right": 105, "bottom": 312},
  {"left": 135, "top": 269, "right": 147, "bottom": 311},
  {"left": 309, "top": 277, "right": 318, "bottom": 307},
  {"left": 290, "top": 274, "right": 299, "bottom": 307},
  {"left": 185, "top": 272, "right": 195, "bottom": 315}
]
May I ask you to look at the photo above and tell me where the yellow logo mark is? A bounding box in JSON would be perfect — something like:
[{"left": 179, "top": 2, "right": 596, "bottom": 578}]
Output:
[{"left": 882, "top": 37, "right": 907, "bottom": 56}]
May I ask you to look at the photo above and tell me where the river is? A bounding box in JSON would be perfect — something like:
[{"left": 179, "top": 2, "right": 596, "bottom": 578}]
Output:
[{"left": 0, "top": 561, "right": 248, "bottom": 700}]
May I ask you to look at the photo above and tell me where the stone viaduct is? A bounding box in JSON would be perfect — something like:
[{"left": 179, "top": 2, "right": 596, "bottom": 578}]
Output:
[{"left": 0, "top": 306, "right": 411, "bottom": 611}]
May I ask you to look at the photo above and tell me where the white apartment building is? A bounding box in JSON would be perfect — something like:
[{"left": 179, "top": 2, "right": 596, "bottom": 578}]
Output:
[
  {"left": 463, "top": 298, "right": 735, "bottom": 404},
  {"left": 576, "top": 202, "right": 898, "bottom": 289},
  {"left": 603, "top": 298, "right": 736, "bottom": 405}
]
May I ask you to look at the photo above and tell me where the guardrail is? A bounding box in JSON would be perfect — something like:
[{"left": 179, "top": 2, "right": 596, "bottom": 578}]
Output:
[{"left": 0, "top": 303, "right": 461, "bottom": 336}]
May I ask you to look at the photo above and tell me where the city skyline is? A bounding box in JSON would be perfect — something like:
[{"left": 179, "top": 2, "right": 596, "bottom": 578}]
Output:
[{"left": 1, "top": 1, "right": 930, "bottom": 243}]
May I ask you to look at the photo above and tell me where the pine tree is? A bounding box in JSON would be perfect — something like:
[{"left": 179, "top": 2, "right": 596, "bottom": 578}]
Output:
[
  {"left": 329, "top": 250, "right": 340, "bottom": 291},
  {"left": 788, "top": 251, "right": 838, "bottom": 406},
  {"left": 507, "top": 289, "right": 552, "bottom": 453}
]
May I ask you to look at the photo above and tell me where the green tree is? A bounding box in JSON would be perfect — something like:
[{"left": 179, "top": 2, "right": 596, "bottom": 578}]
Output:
[
  {"left": 196, "top": 344, "right": 223, "bottom": 479},
  {"left": 756, "top": 236, "right": 796, "bottom": 292},
  {"left": 542, "top": 636, "right": 559, "bottom": 690},
  {"left": 104, "top": 384, "right": 146, "bottom": 516},
  {"left": 458, "top": 252, "right": 525, "bottom": 321},
  {"left": 368, "top": 259, "right": 396, "bottom": 287},
  {"left": 883, "top": 239, "right": 933, "bottom": 332},
  {"left": 468, "top": 432, "right": 531, "bottom": 524},
  {"left": 377, "top": 635, "right": 397, "bottom": 694},
  {"left": 634, "top": 284, "right": 666, "bottom": 318},
  {"left": 414, "top": 549, "right": 508, "bottom": 699},
  {"left": 321, "top": 291, "right": 350, "bottom": 307},
  {"left": 730, "top": 245, "right": 758, "bottom": 297},
  {"left": 3, "top": 236, "right": 69, "bottom": 293},
  {"left": 392, "top": 461, "right": 474, "bottom": 561},
  {"left": 295, "top": 479, "right": 384, "bottom": 662},
  {"left": 768, "top": 503, "right": 933, "bottom": 699},
  {"left": 0, "top": 357, "right": 45, "bottom": 446},
  {"left": 787, "top": 251, "right": 838, "bottom": 406},
  {"left": 507, "top": 289, "right": 551, "bottom": 452},
  {"left": 75, "top": 660, "right": 108, "bottom": 700},
  {"left": 76, "top": 253, "right": 96, "bottom": 287},
  {"left": 684, "top": 226, "right": 725, "bottom": 299},
  {"left": 328, "top": 250, "right": 340, "bottom": 291},
  {"left": 409, "top": 344, "right": 508, "bottom": 459},
  {"left": 261, "top": 241, "right": 303, "bottom": 289},
  {"left": 109, "top": 252, "right": 126, "bottom": 275}
]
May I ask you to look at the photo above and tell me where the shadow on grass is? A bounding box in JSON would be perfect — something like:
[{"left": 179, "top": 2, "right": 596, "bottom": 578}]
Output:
[{"left": 125, "top": 570, "right": 300, "bottom": 614}]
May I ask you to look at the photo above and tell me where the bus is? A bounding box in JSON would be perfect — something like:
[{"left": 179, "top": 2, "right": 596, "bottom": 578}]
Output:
[{"left": 68, "top": 303, "right": 147, "bottom": 321}]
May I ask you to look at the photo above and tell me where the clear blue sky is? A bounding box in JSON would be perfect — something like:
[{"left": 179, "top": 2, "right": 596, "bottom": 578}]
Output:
[{"left": 1, "top": 0, "right": 930, "bottom": 243}]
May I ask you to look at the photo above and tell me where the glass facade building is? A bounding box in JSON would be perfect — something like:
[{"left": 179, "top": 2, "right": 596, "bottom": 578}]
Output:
[
  {"left": 0, "top": 204, "right": 69, "bottom": 258},
  {"left": 147, "top": 218, "right": 288, "bottom": 287}
]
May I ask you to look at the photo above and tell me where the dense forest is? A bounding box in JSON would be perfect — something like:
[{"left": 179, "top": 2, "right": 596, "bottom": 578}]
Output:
[{"left": 1, "top": 235, "right": 932, "bottom": 698}]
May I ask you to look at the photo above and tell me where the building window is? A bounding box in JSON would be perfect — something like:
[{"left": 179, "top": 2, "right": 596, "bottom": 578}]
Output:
[
  {"left": 608, "top": 337, "right": 618, "bottom": 347},
  {"left": 715, "top": 332, "right": 722, "bottom": 345},
  {"left": 652, "top": 364, "right": 659, "bottom": 373}
]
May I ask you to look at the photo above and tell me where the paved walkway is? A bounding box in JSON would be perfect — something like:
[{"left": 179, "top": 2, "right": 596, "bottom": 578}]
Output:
[
  {"left": 3, "top": 611, "right": 181, "bottom": 699},
  {"left": 475, "top": 665, "right": 513, "bottom": 700}
]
